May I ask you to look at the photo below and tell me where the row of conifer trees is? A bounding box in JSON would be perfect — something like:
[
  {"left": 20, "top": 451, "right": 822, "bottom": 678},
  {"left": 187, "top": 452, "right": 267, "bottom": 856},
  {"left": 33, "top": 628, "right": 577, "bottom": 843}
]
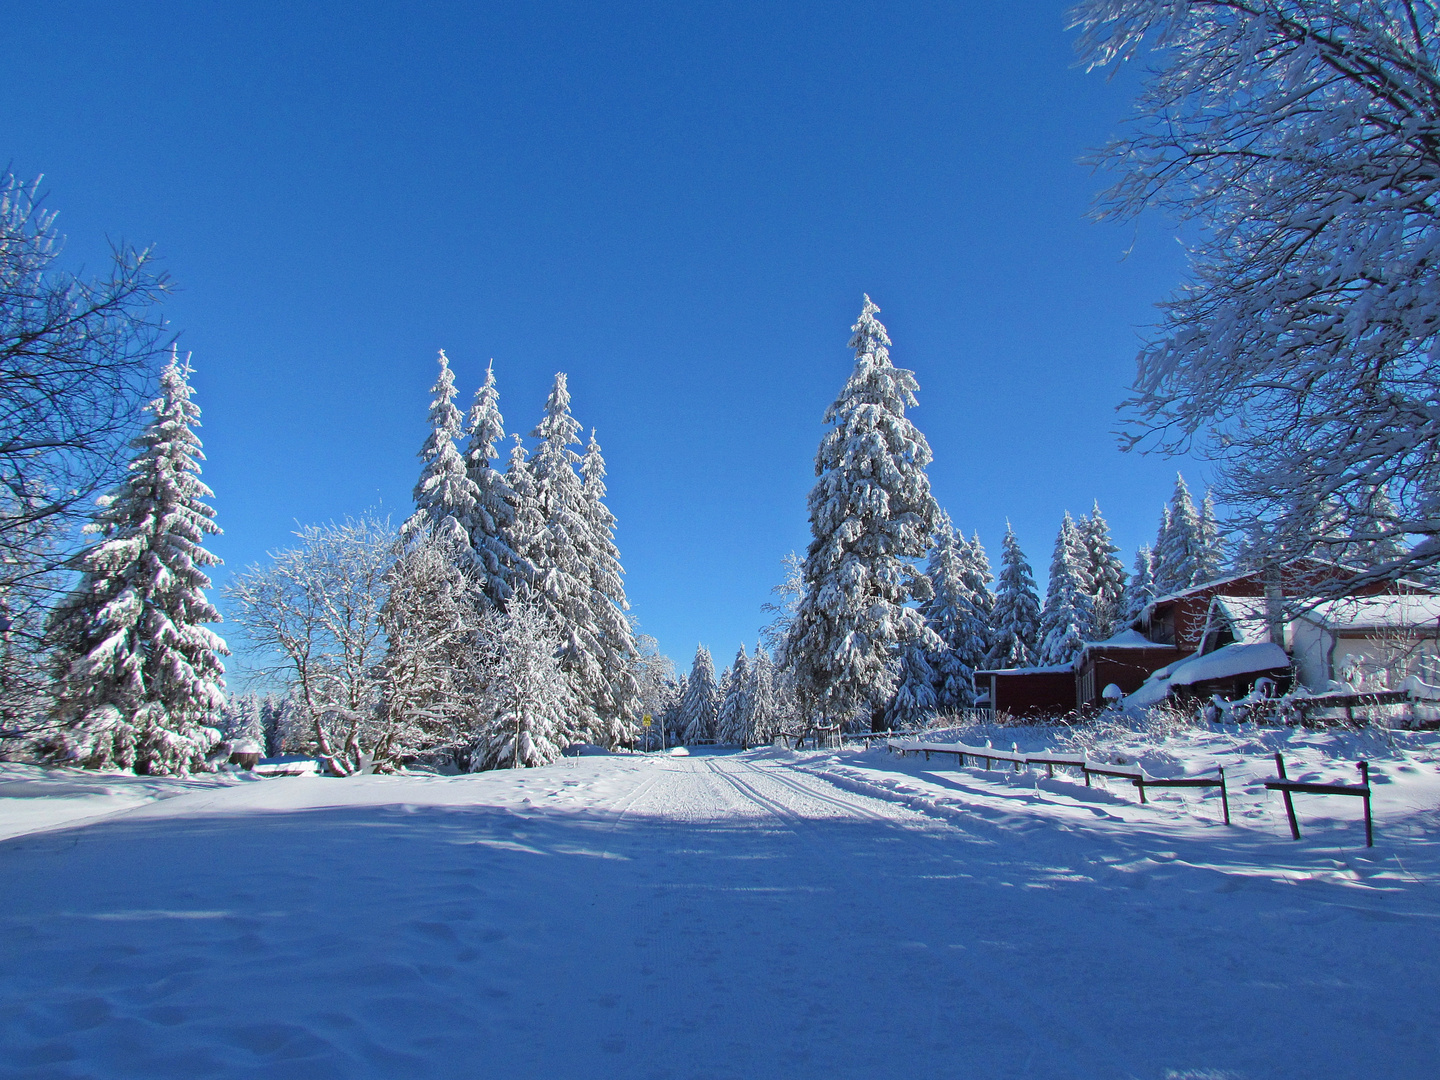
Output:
[{"left": 33, "top": 344, "right": 656, "bottom": 774}]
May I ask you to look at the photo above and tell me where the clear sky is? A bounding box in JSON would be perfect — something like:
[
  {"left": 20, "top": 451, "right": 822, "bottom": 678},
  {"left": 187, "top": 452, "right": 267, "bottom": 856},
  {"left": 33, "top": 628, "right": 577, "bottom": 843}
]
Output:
[{"left": 3, "top": 1, "right": 1201, "bottom": 673}]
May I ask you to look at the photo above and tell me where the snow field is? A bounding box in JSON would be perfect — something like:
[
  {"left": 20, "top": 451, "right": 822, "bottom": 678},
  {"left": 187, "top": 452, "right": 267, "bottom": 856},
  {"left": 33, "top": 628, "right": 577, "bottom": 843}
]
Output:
[{"left": 1, "top": 738, "right": 1438, "bottom": 1078}]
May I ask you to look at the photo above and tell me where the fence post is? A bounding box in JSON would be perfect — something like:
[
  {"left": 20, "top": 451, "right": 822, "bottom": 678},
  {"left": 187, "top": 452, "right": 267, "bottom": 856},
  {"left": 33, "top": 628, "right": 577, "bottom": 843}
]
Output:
[
  {"left": 1219, "top": 765, "right": 1231, "bottom": 826},
  {"left": 1360, "top": 760, "right": 1373, "bottom": 848},
  {"left": 1276, "top": 752, "right": 1301, "bottom": 840}
]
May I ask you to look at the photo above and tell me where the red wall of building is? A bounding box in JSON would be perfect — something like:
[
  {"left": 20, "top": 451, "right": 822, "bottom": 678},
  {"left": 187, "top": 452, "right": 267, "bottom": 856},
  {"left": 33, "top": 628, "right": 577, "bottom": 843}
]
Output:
[{"left": 987, "top": 670, "right": 1076, "bottom": 718}]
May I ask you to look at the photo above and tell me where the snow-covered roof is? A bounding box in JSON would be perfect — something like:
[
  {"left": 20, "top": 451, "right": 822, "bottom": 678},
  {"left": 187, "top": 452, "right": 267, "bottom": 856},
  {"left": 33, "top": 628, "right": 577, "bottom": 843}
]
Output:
[
  {"left": 1083, "top": 628, "right": 1167, "bottom": 649},
  {"left": 1207, "top": 596, "right": 1271, "bottom": 645},
  {"left": 975, "top": 663, "right": 1075, "bottom": 676},
  {"left": 1169, "top": 642, "right": 1290, "bottom": 686},
  {"left": 1138, "top": 556, "right": 1369, "bottom": 622},
  {"left": 1297, "top": 594, "right": 1440, "bottom": 631},
  {"left": 1123, "top": 642, "right": 1291, "bottom": 709}
]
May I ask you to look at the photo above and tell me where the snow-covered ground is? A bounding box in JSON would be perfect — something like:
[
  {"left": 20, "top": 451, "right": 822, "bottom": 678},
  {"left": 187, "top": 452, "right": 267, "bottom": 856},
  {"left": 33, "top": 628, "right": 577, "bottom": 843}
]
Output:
[{"left": 2, "top": 732, "right": 1438, "bottom": 1079}]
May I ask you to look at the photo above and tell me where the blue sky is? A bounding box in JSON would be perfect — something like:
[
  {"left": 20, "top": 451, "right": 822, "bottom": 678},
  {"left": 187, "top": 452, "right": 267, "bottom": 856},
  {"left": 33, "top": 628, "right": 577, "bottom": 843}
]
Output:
[{"left": 4, "top": 1, "right": 1198, "bottom": 671}]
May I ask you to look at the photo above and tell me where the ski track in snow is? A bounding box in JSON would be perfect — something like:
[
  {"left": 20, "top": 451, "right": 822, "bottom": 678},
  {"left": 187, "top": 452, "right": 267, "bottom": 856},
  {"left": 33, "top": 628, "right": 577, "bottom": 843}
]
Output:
[{"left": 1, "top": 748, "right": 1438, "bottom": 1078}]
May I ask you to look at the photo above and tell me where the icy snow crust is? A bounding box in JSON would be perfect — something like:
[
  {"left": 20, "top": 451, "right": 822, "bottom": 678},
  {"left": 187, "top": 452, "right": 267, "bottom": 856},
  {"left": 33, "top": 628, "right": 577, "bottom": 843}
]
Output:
[{"left": 2, "top": 734, "right": 1439, "bottom": 1078}]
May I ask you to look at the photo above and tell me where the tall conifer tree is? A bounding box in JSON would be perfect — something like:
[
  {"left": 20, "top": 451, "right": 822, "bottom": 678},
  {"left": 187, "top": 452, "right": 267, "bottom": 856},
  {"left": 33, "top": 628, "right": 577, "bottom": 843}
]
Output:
[
  {"left": 1123, "top": 544, "right": 1159, "bottom": 624},
  {"left": 960, "top": 533, "right": 996, "bottom": 666},
  {"left": 1038, "top": 513, "right": 1093, "bottom": 666},
  {"left": 47, "top": 353, "right": 228, "bottom": 774},
  {"left": 462, "top": 362, "right": 526, "bottom": 608},
  {"left": 783, "top": 297, "right": 941, "bottom": 729},
  {"left": 746, "top": 646, "right": 781, "bottom": 745},
  {"left": 1079, "top": 502, "right": 1127, "bottom": 639},
  {"left": 523, "top": 375, "right": 605, "bottom": 739},
  {"left": 1196, "top": 491, "right": 1227, "bottom": 582},
  {"left": 680, "top": 645, "right": 719, "bottom": 744},
  {"left": 988, "top": 523, "right": 1042, "bottom": 668},
  {"left": 406, "top": 351, "right": 479, "bottom": 558},
  {"left": 717, "top": 644, "right": 750, "bottom": 745},
  {"left": 579, "top": 430, "right": 642, "bottom": 745},
  {"left": 884, "top": 642, "right": 938, "bottom": 729},
  {"left": 918, "top": 518, "right": 992, "bottom": 711},
  {"left": 1153, "top": 475, "right": 1204, "bottom": 595}
]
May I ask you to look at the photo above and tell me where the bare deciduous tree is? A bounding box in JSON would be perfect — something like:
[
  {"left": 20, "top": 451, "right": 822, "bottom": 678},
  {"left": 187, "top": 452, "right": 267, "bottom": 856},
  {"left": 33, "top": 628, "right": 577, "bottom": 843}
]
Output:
[
  {"left": 1072, "top": 1, "right": 1440, "bottom": 586},
  {"left": 223, "top": 516, "right": 395, "bottom": 774},
  {"left": 0, "top": 172, "right": 173, "bottom": 742}
]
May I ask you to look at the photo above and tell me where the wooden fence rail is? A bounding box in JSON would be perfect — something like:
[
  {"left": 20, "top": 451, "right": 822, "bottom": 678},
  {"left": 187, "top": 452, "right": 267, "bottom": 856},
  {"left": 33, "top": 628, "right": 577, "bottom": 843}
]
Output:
[
  {"left": 887, "top": 739, "right": 1230, "bottom": 824},
  {"left": 1264, "top": 752, "right": 1372, "bottom": 846}
]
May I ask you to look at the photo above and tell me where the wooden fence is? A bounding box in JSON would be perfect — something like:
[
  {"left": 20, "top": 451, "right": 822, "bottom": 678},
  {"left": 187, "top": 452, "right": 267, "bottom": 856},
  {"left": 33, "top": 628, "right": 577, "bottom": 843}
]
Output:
[
  {"left": 886, "top": 738, "right": 1230, "bottom": 824},
  {"left": 1264, "top": 752, "right": 1373, "bottom": 846}
]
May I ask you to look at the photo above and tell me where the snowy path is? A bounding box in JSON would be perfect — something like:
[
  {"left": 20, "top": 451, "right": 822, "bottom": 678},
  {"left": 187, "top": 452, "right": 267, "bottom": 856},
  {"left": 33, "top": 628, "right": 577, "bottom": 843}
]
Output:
[{"left": 2, "top": 749, "right": 1438, "bottom": 1078}]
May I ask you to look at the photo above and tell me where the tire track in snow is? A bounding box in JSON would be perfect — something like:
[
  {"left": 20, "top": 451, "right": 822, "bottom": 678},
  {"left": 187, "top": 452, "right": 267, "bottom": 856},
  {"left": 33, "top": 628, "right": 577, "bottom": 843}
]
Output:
[
  {"left": 741, "top": 758, "right": 906, "bottom": 824},
  {"left": 598, "top": 765, "right": 665, "bottom": 830},
  {"left": 700, "top": 758, "right": 812, "bottom": 828}
]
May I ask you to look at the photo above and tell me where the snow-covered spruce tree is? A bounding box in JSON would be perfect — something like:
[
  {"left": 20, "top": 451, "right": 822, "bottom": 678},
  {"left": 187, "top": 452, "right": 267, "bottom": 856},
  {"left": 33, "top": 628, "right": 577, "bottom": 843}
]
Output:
[
  {"left": 221, "top": 694, "right": 263, "bottom": 748},
  {"left": 680, "top": 644, "right": 719, "bottom": 744},
  {"left": 783, "top": 297, "right": 941, "bottom": 730},
  {"left": 522, "top": 375, "right": 605, "bottom": 739},
  {"left": 745, "top": 645, "right": 780, "bottom": 745},
  {"left": 716, "top": 665, "right": 732, "bottom": 722},
  {"left": 1197, "top": 491, "right": 1227, "bottom": 582},
  {"left": 1079, "top": 502, "right": 1127, "bottom": 639},
  {"left": 260, "top": 694, "right": 285, "bottom": 757},
  {"left": 470, "top": 593, "right": 578, "bottom": 769},
  {"left": 46, "top": 353, "right": 228, "bottom": 774},
  {"left": 579, "top": 429, "right": 642, "bottom": 746},
  {"left": 716, "top": 645, "right": 750, "bottom": 745},
  {"left": 663, "top": 671, "right": 687, "bottom": 745},
  {"left": 883, "top": 641, "right": 938, "bottom": 730},
  {"left": 1153, "top": 475, "right": 1204, "bottom": 595},
  {"left": 1151, "top": 504, "right": 1172, "bottom": 587},
  {"left": 462, "top": 361, "right": 527, "bottom": 609},
  {"left": 959, "top": 532, "right": 995, "bottom": 670},
  {"left": 503, "top": 435, "right": 546, "bottom": 580},
  {"left": 919, "top": 520, "right": 970, "bottom": 711},
  {"left": 918, "top": 518, "right": 989, "bottom": 713},
  {"left": 1037, "top": 513, "right": 1093, "bottom": 667},
  {"left": 1122, "top": 544, "right": 1158, "bottom": 625},
  {"left": 405, "top": 351, "right": 480, "bottom": 560},
  {"left": 377, "top": 527, "right": 486, "bottom": 768},
  {"left": 987, "top": 523, "right": 1042, "bottom": 669}
]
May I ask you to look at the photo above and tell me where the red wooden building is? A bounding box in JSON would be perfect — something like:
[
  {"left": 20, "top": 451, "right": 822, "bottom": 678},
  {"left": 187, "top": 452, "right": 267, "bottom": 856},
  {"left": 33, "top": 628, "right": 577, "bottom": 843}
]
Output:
[{"left": 977, "top": 558, "right": 1429, "bottom": 718}]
